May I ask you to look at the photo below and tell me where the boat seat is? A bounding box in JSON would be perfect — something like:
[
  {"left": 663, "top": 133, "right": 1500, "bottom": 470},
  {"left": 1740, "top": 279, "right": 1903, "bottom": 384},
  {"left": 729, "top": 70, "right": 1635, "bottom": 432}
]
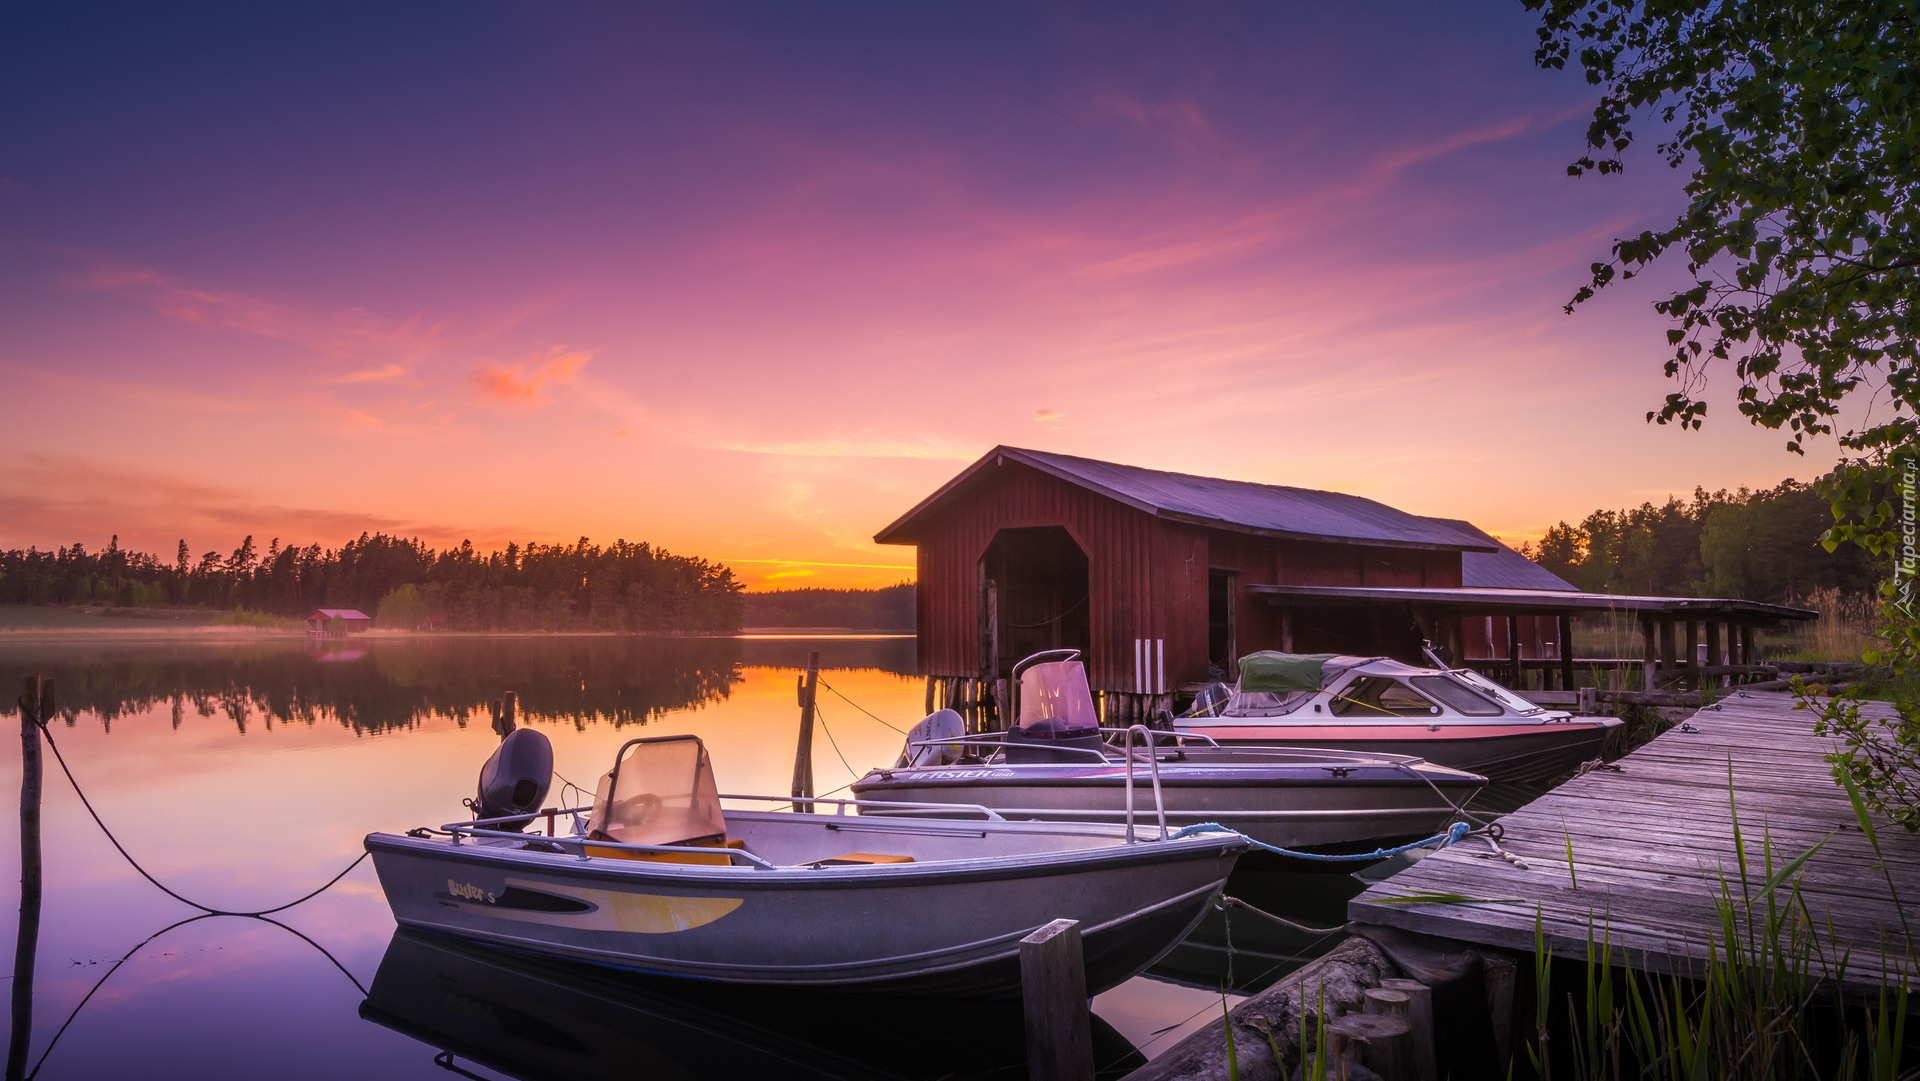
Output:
[
  {"left": 805, "top": 852, "right": 915, "bottom": 868},
  {"left": 586, "top": 832, "right": 745, "bottom": 865},
  {"left": 1002, "top": 726, "right": 1106, "bottom": 765}
]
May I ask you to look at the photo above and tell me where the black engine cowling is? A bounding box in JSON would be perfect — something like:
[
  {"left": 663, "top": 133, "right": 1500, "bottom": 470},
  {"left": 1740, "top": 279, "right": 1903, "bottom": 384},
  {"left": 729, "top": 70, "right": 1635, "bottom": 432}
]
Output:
[{"left": 475, "top": 727, "right": 554, "bottom": 832}]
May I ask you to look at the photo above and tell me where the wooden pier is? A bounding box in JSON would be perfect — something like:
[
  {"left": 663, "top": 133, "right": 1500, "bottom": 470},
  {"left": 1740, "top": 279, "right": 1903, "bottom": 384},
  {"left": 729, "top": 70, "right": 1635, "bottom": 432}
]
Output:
[{"left": 1350, "top": 691, "right": 1918, "bottom": 1000}]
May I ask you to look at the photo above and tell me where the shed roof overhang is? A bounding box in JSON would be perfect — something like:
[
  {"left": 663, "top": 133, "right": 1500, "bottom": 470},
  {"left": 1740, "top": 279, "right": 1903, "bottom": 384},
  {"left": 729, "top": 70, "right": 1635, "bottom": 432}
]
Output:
[
  {"left": 875, "top": 446, "right": 1499, "bottom": 552},
  {"left": 1247, "top": 584, "right": 1817, "bottom": 622}
]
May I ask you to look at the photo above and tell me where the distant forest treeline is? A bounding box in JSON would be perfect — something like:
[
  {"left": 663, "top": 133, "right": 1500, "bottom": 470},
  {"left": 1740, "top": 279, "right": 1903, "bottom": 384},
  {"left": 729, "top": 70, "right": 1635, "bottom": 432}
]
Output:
[
  {"left": 1522, "top": 476, "right": 1885, "bottom": 601},
  {"left": 0, "top": 532, "right": 745, "bottom": 632},
  {"left": 742, "top": 584, "right": 914, "bottom": 630}
]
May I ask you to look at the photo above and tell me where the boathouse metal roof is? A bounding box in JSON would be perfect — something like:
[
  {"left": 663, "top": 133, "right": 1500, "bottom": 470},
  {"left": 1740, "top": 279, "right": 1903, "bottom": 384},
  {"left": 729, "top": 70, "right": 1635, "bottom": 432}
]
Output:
[
  {"left": 1436, "top": 519, "right": 1579, "bottom": 592},
  {"left": 874, "top": 447, "right": 1501, "bottom": 552},
  {"left": 1245, "top": 583, "right": 1816, "bottom": 621}
]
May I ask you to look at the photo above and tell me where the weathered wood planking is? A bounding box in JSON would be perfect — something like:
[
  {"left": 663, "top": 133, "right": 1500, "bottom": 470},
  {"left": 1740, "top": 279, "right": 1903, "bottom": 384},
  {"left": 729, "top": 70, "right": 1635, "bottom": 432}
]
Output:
[{"left": 1349, "top": 691, "right": 1919, "bottom": 999}]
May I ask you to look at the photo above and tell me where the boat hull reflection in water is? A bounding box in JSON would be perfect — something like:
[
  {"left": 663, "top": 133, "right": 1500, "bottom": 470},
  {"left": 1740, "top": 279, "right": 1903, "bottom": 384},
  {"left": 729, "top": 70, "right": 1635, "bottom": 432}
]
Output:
[{"left": 362, "top": 929, "right": 1148, "bottom": 1081}]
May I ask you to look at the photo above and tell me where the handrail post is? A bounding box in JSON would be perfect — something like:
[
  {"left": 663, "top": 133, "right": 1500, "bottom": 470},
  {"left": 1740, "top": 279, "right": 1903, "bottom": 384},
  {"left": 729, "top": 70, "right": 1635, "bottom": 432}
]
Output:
[
  {"left": 1122, "top": 726, "right": 1137, "bottom": 843},
  {"left": 1129, "top": 724, "right": 1168, "bottom": 840}
]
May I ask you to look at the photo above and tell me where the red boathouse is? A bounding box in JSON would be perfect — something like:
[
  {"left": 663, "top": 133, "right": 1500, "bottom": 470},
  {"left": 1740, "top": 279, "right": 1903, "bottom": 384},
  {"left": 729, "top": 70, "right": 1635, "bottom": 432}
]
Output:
[{"left": 875, "top": 447, "right": 1811, "bottom": 723}]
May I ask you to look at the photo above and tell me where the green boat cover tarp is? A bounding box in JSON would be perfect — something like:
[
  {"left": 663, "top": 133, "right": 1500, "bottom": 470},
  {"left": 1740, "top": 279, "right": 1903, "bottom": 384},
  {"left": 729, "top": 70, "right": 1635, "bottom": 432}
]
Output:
[{"left": 1237, "top": 651, "right": 1340, "bottom": 693}]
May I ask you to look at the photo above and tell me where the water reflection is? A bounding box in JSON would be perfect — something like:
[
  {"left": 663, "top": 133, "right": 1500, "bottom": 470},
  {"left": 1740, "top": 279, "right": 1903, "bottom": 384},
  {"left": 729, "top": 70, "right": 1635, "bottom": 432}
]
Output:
[
  {"left": 362, "top": 929, "right": 1147, "bottom": 1081},
  {"left": 0, "top": 635, "right": 915, "bottom": 734},
  {"left": 0, "top": 635, "right": 1362, "bottom": 1076},
  {"left": 1151, "top": 868, "right": 1362, "bottom": 993}
]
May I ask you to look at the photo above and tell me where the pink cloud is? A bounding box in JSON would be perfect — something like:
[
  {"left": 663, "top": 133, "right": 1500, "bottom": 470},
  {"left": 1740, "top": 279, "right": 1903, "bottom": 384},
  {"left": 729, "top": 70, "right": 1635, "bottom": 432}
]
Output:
[
  {"left": 332, "top": 363, "right": 407, "bottom": 384},
  {"left": 72, "top": 259, "right": 451, "bottom": 362},
  {"left": 470, "top": 347, "right": 592, "bottom": 404}
]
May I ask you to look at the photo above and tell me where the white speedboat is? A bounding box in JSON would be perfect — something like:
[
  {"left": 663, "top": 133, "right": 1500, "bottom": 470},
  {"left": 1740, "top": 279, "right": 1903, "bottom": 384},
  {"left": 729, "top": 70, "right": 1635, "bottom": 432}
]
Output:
[
  {"left": 366, "top": 731, "right": 1248, "bottom": 998},
  {"left": 1174, "top": 651, "right": 1622, "bottom": 784},
  {"left": 851, "top": 653, "right": 1483, "bottom": 865}
]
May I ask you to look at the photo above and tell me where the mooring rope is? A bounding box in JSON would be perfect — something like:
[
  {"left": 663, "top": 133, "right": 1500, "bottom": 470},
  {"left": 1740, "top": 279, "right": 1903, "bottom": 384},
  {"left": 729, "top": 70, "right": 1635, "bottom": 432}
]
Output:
[
  {"left": 24, "top": 912, "right": 368, "bottom": 1080},
  {"left": 816, "top": 679, "right": 909, "bottom": 734},
  {"left": 1214, "top": 893, "right": 1349, "bottom": 937},
  {"left": 1165, "top": 819, "right": 1470, "bottom": 863},
  {"left": 35, "top": 717, "right": 368, "bottom": 917}
]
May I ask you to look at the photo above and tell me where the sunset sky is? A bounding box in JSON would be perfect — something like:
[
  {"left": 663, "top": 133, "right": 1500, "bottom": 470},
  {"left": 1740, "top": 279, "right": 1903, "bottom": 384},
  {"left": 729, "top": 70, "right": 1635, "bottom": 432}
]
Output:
[{"left": 0, "top": 3, "right": 1854, "bottom": 589}]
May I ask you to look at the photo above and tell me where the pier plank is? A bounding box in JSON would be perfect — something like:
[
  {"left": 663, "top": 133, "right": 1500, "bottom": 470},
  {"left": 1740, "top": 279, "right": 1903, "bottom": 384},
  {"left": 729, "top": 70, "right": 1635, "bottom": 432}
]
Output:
[{"left": 1351, "top": 692, "right": 1919, "bottom": 1001}]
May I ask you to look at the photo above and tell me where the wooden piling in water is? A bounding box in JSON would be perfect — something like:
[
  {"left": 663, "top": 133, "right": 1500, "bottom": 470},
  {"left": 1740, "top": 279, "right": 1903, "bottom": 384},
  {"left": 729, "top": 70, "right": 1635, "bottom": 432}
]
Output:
[
  {"left": 1358, "top": 989, "right": 1413, "bottom": 1080},
  {"left": 1376, "top": 979, "right": 1436, "bottom": 1081},
  {"left": 790, "top": 652, "right": 819, "bottom": 808},
  {"left": 9, "top": 677, "right": 48, "bottom": 1081},
  {"left": 1021, "top": 918, "right": 1092, "bottom": 1081}
]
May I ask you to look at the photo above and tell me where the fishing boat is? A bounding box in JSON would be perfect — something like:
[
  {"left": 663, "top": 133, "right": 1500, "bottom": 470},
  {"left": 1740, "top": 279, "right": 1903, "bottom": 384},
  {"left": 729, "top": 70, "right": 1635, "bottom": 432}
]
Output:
[
  {"left": 365, "top": 731, "right": 1248, "bottom": 998},
  {"left": 1173, "top": 651, "right": 1622, "bottom": 785},
  {"left": 850, "top": 652, "right": 1484, "bottom": 864}
]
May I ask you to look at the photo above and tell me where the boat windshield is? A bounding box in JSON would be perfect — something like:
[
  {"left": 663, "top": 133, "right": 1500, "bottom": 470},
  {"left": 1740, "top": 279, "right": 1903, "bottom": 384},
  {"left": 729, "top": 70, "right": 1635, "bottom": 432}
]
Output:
[
  {"left": 586, "top": 736, "right": 727, "bottom": 846},
  {"left": 1453, "top": 669, "right": 1547, "bottom": 715},
  {"left": 1328, "top": 677, "right": 1442, "bottom": 718},
  {"left": 1407, "top": 674, "right": 1504, "bottom": 716},
  {"left": 1017, "top": 661, "right": 1101, "bottom": 735}
]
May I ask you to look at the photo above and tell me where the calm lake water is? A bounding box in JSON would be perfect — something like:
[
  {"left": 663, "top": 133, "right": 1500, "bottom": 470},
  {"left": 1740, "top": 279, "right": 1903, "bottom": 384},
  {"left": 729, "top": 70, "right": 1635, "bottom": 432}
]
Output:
[{"left": 0, "top": 634, "right": 1359, "bottom": 1080}]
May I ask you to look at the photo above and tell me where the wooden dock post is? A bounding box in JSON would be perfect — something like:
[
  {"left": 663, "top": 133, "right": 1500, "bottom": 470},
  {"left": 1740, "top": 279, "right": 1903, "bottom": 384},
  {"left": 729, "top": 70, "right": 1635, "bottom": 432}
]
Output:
[
  {"left": 9, "top": 677, "right": 49, "bottom": 1081},
  {"left": 1360, "top": 988, "right": 1414, "bottom": 1080},
  {"left": 1378, "top": 979, "right": 1436, "bottom": 1081},
  {"left": 1482, "top": 953, "right": 1516, "bottom": 1073},
  {"left": 1505, "top": 617, "right": 1522, "bottom": 689},
  {"left": 1705, "top": 621, "right": 1724, "bottom": 690},
  {"left": 790, "top": 652, "right": 820, "bottom": 809},
  {"left": 1021, "top": 918, "right": 1092, "bottom": 1081},
  {"left": 1327, "top": 1012, "right": 1412, "bottom": 1081},
  {"left": 1556, "top": 614, "right": 1575, "bottom": 692}
]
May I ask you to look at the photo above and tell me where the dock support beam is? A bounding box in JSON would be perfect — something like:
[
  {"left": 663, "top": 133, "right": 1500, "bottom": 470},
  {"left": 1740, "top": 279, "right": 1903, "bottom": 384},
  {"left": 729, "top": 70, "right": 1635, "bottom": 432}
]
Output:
[
  {"left": 1506, "top": 616, "right": 1522, "bottom": 689},
  {"left": 1557, "top": 614, "right": 1574, "bottom": 692},
  {"left": 1657, "top": 620, "right": 1678, "bottom": 690},
  {"left": 1021, "top": 919, "right": 1092, "bottom": 1081},
  {"left": 1640, "top": 618, "right": 1657, "bottom": 692}
]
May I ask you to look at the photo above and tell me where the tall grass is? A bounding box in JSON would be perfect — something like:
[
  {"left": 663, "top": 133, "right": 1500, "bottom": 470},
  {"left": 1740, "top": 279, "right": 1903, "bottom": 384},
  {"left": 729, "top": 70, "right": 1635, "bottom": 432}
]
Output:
[
  {"left": 1527, "top": 778, "right": 1913, "bottom": 1081},
  {"left": 1574, "top": 611, "right": 1650, "bottom": 662},
  {"left": 1774, "top": 588, "right": 1884, "bottom": 663}
]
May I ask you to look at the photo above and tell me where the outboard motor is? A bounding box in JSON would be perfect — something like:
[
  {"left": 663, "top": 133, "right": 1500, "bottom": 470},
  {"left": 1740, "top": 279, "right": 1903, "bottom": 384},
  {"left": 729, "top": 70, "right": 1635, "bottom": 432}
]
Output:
[{"left": 474, "top": 694, "right": 553, "bottom": 832}]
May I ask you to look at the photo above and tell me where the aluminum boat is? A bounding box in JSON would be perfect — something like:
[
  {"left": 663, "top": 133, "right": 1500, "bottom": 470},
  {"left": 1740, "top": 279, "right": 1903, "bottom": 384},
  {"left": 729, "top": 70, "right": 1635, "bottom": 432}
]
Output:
[
  {"left": 851, "top": 654, "right": 1484, "bottom": 864},
  {"left": 1173, "top": 651, "right": 1623, "bottom": 785},
  {"left": 366, "top": 732, "right": 1247, "bottom": 998}
]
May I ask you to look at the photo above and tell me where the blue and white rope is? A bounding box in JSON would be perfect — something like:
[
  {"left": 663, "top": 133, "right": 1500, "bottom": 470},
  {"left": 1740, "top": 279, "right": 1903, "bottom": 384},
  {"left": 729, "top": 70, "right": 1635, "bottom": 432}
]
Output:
[{"left": 1166, "top": 819, "right": 1470, "bottom": 863}]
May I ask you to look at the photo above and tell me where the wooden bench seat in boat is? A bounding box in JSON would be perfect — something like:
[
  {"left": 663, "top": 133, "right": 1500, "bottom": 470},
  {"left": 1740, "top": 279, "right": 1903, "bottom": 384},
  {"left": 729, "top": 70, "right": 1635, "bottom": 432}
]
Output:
[{"left": 585, "top": 832, "right": 745, "bottom": 865}]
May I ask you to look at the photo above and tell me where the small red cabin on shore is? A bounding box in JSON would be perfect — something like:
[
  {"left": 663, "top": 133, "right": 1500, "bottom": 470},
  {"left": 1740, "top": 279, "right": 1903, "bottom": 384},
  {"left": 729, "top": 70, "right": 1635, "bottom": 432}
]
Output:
[{"left": 305, "top": 608, "right": 372, "bottom": 637}]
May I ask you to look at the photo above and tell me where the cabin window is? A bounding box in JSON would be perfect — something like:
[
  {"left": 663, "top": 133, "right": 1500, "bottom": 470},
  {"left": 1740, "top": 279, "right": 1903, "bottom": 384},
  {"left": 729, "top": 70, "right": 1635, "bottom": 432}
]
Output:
[
  {"left": 1328, "top": 677, "right": 1441, "bottom": 718},
  {"left": 1407, "top": 675, "right": 1503, "bottom": 716}
]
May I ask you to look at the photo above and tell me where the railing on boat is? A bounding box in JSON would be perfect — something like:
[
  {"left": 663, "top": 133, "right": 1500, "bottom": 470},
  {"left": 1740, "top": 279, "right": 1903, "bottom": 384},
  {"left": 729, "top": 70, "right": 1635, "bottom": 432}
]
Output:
[
  {"left": 437, "top": 793, "right": 1023, "bottom": 870},
  {"left": 1118, "top": 724, "right": 1167, "bottom": 842},
  {"left": 895, "top": 724, "right": 1176, "bottom": 842}
]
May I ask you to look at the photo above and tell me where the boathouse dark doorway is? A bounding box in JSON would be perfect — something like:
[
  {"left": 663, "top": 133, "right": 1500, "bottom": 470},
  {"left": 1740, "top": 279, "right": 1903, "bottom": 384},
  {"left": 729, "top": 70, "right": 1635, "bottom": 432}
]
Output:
[
  {"left": 1208, "top": 569, "right": 1236, "bottom": 678},
  {"left": 979, "top": 527, "right": 1090, "bottom": 680}
]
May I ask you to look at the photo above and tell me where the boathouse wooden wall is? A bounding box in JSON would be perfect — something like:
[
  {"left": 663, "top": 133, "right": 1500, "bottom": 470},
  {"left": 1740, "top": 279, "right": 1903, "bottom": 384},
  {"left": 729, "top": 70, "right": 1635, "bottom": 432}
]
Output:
[{"left": 908, "top": 459, "right": 1464, "bottom": 691}]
